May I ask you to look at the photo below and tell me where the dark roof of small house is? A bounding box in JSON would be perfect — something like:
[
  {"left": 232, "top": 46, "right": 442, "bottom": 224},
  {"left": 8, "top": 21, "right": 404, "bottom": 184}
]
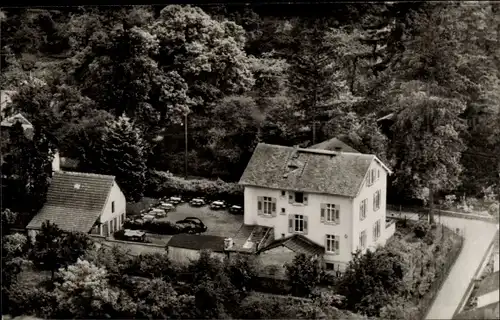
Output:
[
  {"left": 476, "top": 271, "right": 500, "bottom": 297},
  {"left": 455, "top": 301, "right": 499, "bottom": 320},
  {"left": 26, "top": 171, "right": 116, "bottom": 233},
  {"left": 239, "top": 143, "right": 387, "bottom": 197},
  {"left": 167, "top": 234, "right": 226, "bottom": 253},
  {"left": 309, "top": 138, "right": 360, "bottom": 153},
  {"left": 259, "top": 234, "right": 324, "bottom": 256}
]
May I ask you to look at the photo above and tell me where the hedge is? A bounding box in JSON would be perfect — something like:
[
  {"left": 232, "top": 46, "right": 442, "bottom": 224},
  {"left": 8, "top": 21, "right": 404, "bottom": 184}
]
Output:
[
  {"left": 123, "top": 219, "right": 205, "bottom": 235},
  {"left": 145, "top": 170, "right": 244, "bottom": 203}
]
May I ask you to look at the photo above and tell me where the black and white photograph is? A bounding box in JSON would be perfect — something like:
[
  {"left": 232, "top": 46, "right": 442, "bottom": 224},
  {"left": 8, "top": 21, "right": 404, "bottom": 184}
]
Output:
[{"left": 1, "top": 2, "right": 499, "bottom": 320}]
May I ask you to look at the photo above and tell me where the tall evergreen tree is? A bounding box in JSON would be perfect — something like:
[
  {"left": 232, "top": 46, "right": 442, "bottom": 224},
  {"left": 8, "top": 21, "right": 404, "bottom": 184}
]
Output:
[{"left": 90, "top": 116, "right": 147, "bottom": 202}]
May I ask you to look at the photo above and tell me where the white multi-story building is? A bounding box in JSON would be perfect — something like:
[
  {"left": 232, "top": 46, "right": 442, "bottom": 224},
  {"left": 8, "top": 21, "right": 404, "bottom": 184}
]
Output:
[{"left": 237, "top": 142, "right": 394, "bottom": 272}]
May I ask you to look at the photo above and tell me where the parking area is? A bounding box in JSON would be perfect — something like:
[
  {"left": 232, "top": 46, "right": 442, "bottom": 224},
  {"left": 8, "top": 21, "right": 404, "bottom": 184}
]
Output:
[{"left": 157, "top": 203, "right": 244, "bottom": 238}]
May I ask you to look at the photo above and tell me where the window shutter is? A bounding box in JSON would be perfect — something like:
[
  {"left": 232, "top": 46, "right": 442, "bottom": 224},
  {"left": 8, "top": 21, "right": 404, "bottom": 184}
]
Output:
[
  {"left": 359, "top": 202, "right": 363, "bottom": 220},
  {"left": 324, "top": 235, "right": 328, "bottom": 253},
  {"left": 373, "top": 193, "right": 376, "bottom": 210},
  {"left": 303, "top": 195, "right": 308, "bottom": 205},
  {"left": 271, "top": 198, "right": 277, "bottom": 216},
  {"left": 377, "top": 169, "right": 380, "bottom": 179},
  {"left": 335, "top": 237, "right": 339, "bottom": 254},
  {"left": 320, "top": 204, "right": 325, "bottom": 222},
  {"left": 288, "top": 193, "right": 294, "bottom": 204},
  {"left": 335, "top": 209, "right": 340, "bottom": 223},
  {"left": 288, "top": 215, "right": 293, "bottom": 233},
  {"left": 303, "top": 216, "right": 308, "bottom": 235},
  {"left": 257, "top": 196, "right": 263, "bottom": 215}
]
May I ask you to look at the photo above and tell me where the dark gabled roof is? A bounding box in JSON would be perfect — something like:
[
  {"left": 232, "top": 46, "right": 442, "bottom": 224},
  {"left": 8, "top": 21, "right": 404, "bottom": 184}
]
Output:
[
  {"left": 167, "top": 234, "right": 226, "bottom": 253},
  {"left": 259, "top": 234, "right": 324, "bottom": 256},
  {"left": 309, "top": 138, "right": 360, "bottom": 153},
  {"left": 476, "top": 271, "right": 499, "bottom": 296},
  {"left": 26, "top": 171, "right": 115, "bottom": 233},
  {"left": 239, "top": 143, "right": 381, "bottom": 197}
]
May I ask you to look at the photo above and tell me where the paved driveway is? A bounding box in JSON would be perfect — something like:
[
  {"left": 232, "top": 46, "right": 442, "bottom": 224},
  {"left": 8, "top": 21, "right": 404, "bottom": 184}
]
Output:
[{"left": 388, "top": 210, "right": 498, "bottom": 319}]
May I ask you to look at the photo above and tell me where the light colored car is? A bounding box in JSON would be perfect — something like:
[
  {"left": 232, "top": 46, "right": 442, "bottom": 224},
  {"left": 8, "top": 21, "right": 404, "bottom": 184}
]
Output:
[
  {"left": 229, "top": 205, "right": 243, "bottom": 214},
  {"left": 142, "top": 214, "right": 156, "bottom": 221},
  {"left": 168, "top": 196, "right": 182, "bottom": 204},
  {"left": 190, "top": 198, "right": 206, "bottom": 207},
  {"left": 149, "top": 208, "right": 167, "bottom": 218},
  {"left": 210, "top": 200, "right": 226, "bottom": 210},
  {"left": 158, "top": 202, "right": 175, "bottom": 211}
]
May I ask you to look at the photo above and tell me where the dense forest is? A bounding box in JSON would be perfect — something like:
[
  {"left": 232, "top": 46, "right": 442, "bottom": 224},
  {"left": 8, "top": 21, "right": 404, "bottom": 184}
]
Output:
[{"left": 1, "top": 3, "right": 499, "bottom": 207}]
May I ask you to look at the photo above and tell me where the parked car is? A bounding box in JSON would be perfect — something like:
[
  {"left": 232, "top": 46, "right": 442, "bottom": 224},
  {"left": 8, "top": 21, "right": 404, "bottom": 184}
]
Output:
[
  {"left": 158, "top": 202, "right": 175, "bottom": 212},
  {"left": 142, "top": 214, "right": 156, "bottom": 221},
  {"left": 123, "top": 229, "right": 146, "bottom": 242},
  {"left": 229, "top": 205, "right": 243, "bottom": 214},
  {"left": 210, "top": 200, "right": 227, "bottom": 210},
  {"left": 168, "top": 196, "right": 183, "bottom": 205},
  {"left": 175, "top": 217, "right": 207, "bottom": 234},
  {"left": 147, "top": 208, "right": 167, "bottom": 218},
  {"left": 190, "top": 198, "right": 206, "bottom": 207}
]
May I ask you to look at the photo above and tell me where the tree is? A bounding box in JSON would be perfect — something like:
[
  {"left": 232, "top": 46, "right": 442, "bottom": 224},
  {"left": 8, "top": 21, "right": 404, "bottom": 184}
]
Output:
[
  {"left": 130, "top": 252, "right": 178, "bottom": 281},
  {"left": 134, "top": 278, "right": 180, "bottom": 319},
  {"left": 390, "top": 81, "right": 467, "bottom": 222},
  {"left": 88, "top": 116, "right": 147, "bottom": 202},
  {"left": 1, "top": 209, "right": 19, "bottom": 236},
  {"left": 337, "top": 248, "right": 407, "bottom": 317},
  {"left": 30, "top": 221, "right": 93, "bottom": 279},
  {"left": 285, "top": 253, "right": 322, "bottom": 297},
  {"left": 224, "top": 254, "right": 259, "bottom": 291},
  {"left": 188, "top": 249, "right": 225, "bottom": 284},
  {"left": 53, "top": 259, "right": 123, "bottom": 318},
  {"left": 150, "top": 5, "right": 255, "bottom": 110}
]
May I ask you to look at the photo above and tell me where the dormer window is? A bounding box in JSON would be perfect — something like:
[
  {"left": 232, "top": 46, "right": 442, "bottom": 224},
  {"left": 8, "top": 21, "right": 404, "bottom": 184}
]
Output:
[{"left": 295, "top": 192, "right": 304, "bottom": 203}]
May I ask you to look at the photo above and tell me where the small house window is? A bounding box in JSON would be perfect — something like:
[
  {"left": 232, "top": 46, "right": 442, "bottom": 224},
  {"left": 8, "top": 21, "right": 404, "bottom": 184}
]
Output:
[
  {"left": 281, "top": 190, "right": 286, "bottom": 197},
  {"left": 325, "top": 262, "right": 335, "bottom": 271},
  {"left": 360, "top": 199, "right": 367, "bottom": 220},
  {"left": 111, "top": 201, "right": 115, "bottom": 213},
  {"left": 295, "top": 192, "right": 304, "bottom": 203}
]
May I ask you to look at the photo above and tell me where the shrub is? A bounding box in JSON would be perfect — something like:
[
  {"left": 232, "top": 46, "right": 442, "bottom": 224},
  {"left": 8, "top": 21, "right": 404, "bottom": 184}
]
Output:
[
  {"left": 413, "top": 220, "right": 431, "bottom": 239},
  {"left": 285, "top": 253, "right": 322, "bottom": 297},
  {"left": 123, "top": 219, "right": 185, "bottom": 235},
  {"left": 443, "top": 195, "right": 456, "bottom": 209},
  {"left": 145, "top": 170, "right": 243, "bottom": 203},
  {"left": 488, "top": 203, "right": 499, "bottom": 217}
]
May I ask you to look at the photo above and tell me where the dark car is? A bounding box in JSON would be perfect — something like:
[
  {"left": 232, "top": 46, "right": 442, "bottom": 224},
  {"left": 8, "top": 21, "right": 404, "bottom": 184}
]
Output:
[
  {"left": 229, "top": 205, "right": 243, "bottom": 214},
  {"left": 175, "top": 217, "right": 207, "bottom": 234}
]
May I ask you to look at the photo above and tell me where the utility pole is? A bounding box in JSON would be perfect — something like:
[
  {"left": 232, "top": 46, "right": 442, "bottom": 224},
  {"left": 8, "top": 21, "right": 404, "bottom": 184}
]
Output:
[{"left": 184, "top": 112, "right": 188, "bottom": 179}]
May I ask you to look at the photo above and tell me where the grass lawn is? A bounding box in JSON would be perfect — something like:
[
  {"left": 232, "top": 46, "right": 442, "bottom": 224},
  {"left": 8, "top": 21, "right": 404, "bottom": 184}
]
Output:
[{"left": 158, "top": 203, "right": 244, "bottom": 238}]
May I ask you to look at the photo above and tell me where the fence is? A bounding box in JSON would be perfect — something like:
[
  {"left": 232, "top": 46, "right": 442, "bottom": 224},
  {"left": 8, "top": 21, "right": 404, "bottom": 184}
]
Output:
[{"left": 418, "top": 226, "right": 465, "bottom": 320}]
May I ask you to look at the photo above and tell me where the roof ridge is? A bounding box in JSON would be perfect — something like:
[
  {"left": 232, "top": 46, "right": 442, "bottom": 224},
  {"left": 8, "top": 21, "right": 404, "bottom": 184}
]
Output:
[{"left": 56, "top": 171, "right": 115, "bottom": 179}]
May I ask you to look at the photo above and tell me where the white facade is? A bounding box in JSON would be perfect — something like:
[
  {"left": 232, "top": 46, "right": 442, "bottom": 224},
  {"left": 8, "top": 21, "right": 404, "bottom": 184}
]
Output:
[
  {"left": 477, "top": 290, "right": 500, "bottom": 308},
  {"left": 243, "top": 158, "right": 390, "bottom": 271},
  {"left": 97, "top": 181, "right": 127, "bottom": 237}
]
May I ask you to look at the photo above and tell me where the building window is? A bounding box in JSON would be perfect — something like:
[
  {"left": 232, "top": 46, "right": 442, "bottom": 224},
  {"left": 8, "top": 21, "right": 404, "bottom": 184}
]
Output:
[
  {"left": 367, "top": 168, "right": 378, "bottom": 186},
  {"left": 111, "top": 201, "right": 115, "bottom": 213},
  {"left": 113, "top": 217, "right": 118, "bottom": 232},
  {"left": 110, "top": 219, "right": 114, "bottom": 233},
  {"left": 373, "top": 219, "right": 381, "bottom": 240},
  {"left": 325, "top": 262, "right": 335, "bottom": 271},
  {"left": 294, "top": 214, "right": 304, "bottom": 232},
  {"left": 281, "top": 208, "right": 286, "bottom": 214},
  {"left": 321, "top": 204, "right": 340, "bottom": 224},
  {"left": 258, "top": 196, "right": 276, "bottom": 215},
  {"left": 360, "top": 199, "right": 367, "bottom": 220},
  {"left": 373, "top": 190, "right": 381, "bottom": 211},
  {"left": 122, "top": 213, "right": 125, "bottom": 224},
  {"left": 326, "top": 234, "right": 340, "bottom": 254},
  {"left": 295, "top": 192, "right": 304, "bottom": 203},
  {"left": 281, "top": 190, "right": 286, "bottom": 197},
  {"left": 359, "top": 230, "right": 367, "bottom": 249}
]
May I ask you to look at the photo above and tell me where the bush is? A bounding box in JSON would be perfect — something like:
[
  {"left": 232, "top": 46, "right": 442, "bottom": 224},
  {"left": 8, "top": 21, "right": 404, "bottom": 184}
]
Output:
[
  {"left": 145, "top": 170, "right": 243, "bottom": 203},
  {"left": 285, "top": 254, "right": 322, "bottom": 297},
  {"left": 413, "top": 220, "right": 431, "bottom": 239},
  {"left": 123, "top": 219, "right": 184, "bottom": 235}
]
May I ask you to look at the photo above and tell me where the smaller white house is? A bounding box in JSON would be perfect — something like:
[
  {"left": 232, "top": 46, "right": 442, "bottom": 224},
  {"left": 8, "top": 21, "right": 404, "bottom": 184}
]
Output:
[
  {"left": 475, "top": 271, "right": 499, "bottom": 309},
  {"left": 26, "top": 171, "right": 126, "bottom": 239},
  {"left": 166, "top": 234, "right": 227, "bottom": 265}
]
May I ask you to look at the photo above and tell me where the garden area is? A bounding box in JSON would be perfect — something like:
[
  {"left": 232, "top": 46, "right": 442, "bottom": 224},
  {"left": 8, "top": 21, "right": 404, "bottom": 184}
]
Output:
[{"left": 2, "top": 209, "right": 464, "bottom": 320}]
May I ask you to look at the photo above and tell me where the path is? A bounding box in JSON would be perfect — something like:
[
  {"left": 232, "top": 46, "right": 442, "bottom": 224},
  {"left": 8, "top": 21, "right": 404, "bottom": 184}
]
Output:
[{"left": 388, "top": 210, "right": 498, "bottom": 320}]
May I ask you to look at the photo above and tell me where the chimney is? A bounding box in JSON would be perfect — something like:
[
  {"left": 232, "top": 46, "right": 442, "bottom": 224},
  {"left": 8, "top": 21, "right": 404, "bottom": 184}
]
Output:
[
  {"left": 52, "top": 151, "right": 61, "bottom": 172},
  {"left": 224, "top": 238, "right": 234, "bottom": 251}
]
